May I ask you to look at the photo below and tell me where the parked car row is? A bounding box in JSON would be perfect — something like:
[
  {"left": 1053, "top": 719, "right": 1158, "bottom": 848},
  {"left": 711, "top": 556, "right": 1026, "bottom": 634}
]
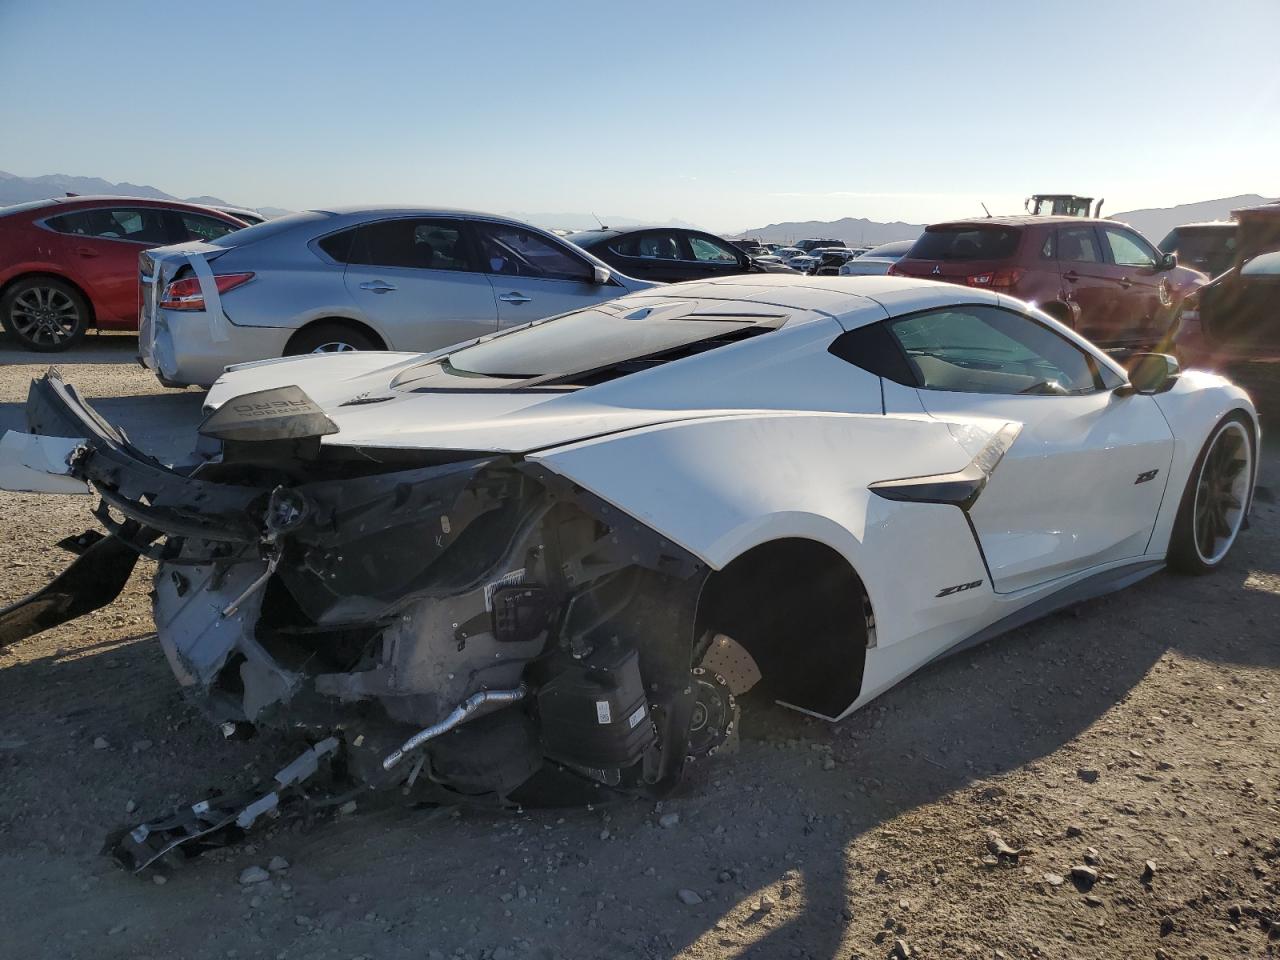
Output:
[{"left": 3, "top": 192, "right": 1277, "bottom": 382}]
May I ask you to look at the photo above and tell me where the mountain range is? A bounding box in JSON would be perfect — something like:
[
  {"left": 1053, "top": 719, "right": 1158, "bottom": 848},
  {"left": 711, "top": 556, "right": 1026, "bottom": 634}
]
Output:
[
  {"left": 0, "top": 171, "right": 291, "bottom": 219},
  {"left": 739, "top": 195, "right": 1275, "bottom": 247}
]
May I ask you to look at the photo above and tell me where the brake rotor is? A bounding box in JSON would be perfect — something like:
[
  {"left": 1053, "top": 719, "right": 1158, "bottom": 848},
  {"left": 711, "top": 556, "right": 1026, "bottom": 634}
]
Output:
[{"left": 686, "top": 667, "right": 735, "bottom": 759}]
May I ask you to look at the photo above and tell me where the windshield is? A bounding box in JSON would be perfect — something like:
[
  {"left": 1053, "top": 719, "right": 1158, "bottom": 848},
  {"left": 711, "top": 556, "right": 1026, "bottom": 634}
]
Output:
[
  {"left": 395, "top": 298, "right": 786, "bottom": 386},
  {"left": 908, "top": 226, "right": 1021, "bottom": 261}
]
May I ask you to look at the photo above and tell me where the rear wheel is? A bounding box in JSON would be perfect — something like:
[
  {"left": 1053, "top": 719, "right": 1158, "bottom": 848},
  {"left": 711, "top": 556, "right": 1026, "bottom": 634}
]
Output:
[
  {"left": 284, "top": 322, "right": 381, "bottom": 356},
  {"left": 0, "top": 277, "right": 90, "bottom": 352},
  {"left": 1167, "top": 413, "right": 1254, "bottom": 574}
]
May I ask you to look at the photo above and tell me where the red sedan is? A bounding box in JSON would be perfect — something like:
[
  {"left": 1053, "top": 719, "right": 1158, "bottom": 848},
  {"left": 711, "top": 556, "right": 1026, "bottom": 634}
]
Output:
[{"left": 0, "top": 196, "right": 247, "bottom": 351}]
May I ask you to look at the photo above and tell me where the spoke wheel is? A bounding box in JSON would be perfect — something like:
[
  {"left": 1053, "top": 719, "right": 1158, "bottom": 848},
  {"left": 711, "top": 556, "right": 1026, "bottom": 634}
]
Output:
[
  {"left": 1168, "top": 413, "right": 1254, "bottom": 574},
  {"left": 1, "top": 278, "right": 89, "bottom": 352},
  {"left": 310, "top": 341, "right": 359, "bottom": 354},
  {"left": 1191, "top": 420, "right": 1252, "bottom": 565}
]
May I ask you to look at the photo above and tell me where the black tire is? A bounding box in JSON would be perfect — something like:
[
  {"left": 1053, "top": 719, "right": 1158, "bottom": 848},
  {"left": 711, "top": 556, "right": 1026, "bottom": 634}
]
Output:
[
  {"left": 0, "top": 276, "right": 90, "bottom": 352},
  {"left": 283, "top": 321, "right": 381, "bottom": 356},
  {"left": 1167, "top": 411, "right": 1255, "bottom": 575}
]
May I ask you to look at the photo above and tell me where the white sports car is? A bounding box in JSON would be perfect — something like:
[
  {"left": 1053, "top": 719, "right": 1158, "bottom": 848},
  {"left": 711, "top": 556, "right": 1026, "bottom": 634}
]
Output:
[{"left": 0, "top": 275, "right": 1258, "bottom": 866}]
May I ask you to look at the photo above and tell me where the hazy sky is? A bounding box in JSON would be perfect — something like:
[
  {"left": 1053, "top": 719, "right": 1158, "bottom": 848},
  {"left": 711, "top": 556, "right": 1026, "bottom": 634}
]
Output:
[{"left": 2, "top": 0, "right": 1278, "bottom": 231}]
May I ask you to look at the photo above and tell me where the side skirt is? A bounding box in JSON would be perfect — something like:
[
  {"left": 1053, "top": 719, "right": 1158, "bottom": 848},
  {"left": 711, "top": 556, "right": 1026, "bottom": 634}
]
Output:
[{"left": 921, "top": 558, "right": 1166, "bottom": 670}]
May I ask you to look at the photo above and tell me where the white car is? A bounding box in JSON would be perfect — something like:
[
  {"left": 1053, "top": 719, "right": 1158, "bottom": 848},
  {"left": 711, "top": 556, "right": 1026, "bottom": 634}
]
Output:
[
  {"left": 839, "top": 239, "right": 917, "bottom": 276},
  {"left": 0, "top": 275, "right": 1257, "bottom": 865}
]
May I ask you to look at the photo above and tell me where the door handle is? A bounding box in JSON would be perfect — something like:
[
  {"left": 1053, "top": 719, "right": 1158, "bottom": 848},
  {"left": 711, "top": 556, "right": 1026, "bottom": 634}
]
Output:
[
  {"left": 359, "top": 280, "right": 396, "bottom": 293},
  {"left": 1118, "top": 277, "right": 1132, "bottom": 289},
  {"left": 1063, "top": 270, "right": 1079, "bottom": 282},
  {"left": 499, "top": 292, "right": 532, "bottom": 304},
  {"left": 75, "top": 246, "right": 100, "bottom": 258}
]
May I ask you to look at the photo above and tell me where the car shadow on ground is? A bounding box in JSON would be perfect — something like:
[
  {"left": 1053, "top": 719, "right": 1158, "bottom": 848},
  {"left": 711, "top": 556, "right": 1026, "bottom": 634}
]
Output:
[{"left": 0, "top": 330, "right": 144, "bottom": 366}]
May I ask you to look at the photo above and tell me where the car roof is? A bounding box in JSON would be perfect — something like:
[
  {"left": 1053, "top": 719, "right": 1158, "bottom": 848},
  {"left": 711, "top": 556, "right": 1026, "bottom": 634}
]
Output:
[
  {"left": 313, "top": 205, "right": 552, "bottom": 221},
  {"left": 6, "top": 194, "right": 237, "bottom": 212},
  {"left": 926, "top": 215, "right": 1114, "bottom": 229},
  {"left": 1171, "top": 221, "right": 1236, "bottom": 230}
]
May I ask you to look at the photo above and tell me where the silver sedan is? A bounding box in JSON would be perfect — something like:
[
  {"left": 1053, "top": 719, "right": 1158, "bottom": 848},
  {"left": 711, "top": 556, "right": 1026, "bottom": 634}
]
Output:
[{"left": 139, "top": 207, "right": 653, "bottom": 387}]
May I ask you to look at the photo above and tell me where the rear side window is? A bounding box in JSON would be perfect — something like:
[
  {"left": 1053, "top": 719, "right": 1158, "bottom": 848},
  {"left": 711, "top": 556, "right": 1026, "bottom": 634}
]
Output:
[
  {"left": 47, "top": 207, "right": 171, "bottom": 243},
  {"left": 317, "top": 228, "right": 357, "bottom": 263},
  {"left": 348, "top": 218, "right": 474, "bottom": 271},
  {"left": 1056, "top": 226, "right": 1102, "bottom": 263},
  {"left": 179, "top": 212, "right": 240, "bottom": 242},
  {"left": 908, "top": 227, "right": 1020, "bottom": 261}
]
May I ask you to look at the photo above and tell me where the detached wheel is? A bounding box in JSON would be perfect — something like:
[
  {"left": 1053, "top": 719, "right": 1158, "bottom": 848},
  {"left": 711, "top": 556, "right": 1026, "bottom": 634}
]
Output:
[
  {"left": 1167, "top": 413, "right": 1255, "bottom": 574},
  {"left": 284, "top": 322, "right": 380, "bottom": 356},
  {"left": 0, "top": 277, "right": 89, "bottom": 352}
]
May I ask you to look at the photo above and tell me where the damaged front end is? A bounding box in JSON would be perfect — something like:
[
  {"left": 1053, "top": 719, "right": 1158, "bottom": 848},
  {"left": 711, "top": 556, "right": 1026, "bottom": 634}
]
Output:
[{"left": 0, "top": 371, "right": 734, "bottom": 867}]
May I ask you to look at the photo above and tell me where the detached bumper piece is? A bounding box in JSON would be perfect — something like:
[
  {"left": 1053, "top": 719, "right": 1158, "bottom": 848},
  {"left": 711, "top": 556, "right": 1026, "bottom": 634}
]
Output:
[
  {"left": 5, "top": 370, "right": 714, "bottom": 869},
  {"left": 107, "top": 738, "right": 341, "bottom": 873}
]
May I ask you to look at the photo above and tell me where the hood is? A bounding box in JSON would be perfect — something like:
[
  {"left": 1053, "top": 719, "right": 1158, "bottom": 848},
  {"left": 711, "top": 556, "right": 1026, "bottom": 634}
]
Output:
[{"left": 205, "top": 351, "right": 733, "bottom": 455}]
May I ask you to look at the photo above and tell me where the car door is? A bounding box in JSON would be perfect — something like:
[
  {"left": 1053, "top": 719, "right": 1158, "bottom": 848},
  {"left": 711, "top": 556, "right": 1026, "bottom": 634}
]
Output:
[
  {"left": 341, "top": 217, "right": 499, "bottom": 350},
  {"left": 877, "top": 302, "right": 1174, "bottom": 593},
  {"left": 44, "top": 205, "right": 175, "bottom": 324},
  {"left": 471, "top": 220, "right": 618, "bottom": 327},
  {"left": 1053, "top": 223, "right": 1117, "bottom": 341},
  {"left": 1100, "top": 225, "right": 1168, "bottom": 341}
]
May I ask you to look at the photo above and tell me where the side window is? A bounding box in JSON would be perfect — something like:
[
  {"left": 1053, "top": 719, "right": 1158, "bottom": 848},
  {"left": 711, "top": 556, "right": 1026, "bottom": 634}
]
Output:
[
  {"left": 688, "top": 235, "right": 741, "bottom": 263},
  {"left": 474, "top": 223, "right": 593, "bottom": 281},
  {"left": 1040, "top": 232, "right": 1056, "bottom": 259},
  {"left": 178, "top": 212, "right": 240, "bottom": 242},
  {"left": 1103, "top": 227, "right": 1157, "bottom": 268},
  {"left": 884, "top": 305, "right": 1101, "bottom": 395},
  {"left": 626, "top": 231, "right": 682, "bottom": 261},
  {"left": 348, "top": 218, "right": 473, "bottom": 271},
  {"left": 1056, "top": 226, "right": 1102, "bottom": 263},
  {"left": 47, "top": 207, "right": 171, "bottom": 243},
  {"left": 317, "top": 228, "right": 358, "bottom": 263}
]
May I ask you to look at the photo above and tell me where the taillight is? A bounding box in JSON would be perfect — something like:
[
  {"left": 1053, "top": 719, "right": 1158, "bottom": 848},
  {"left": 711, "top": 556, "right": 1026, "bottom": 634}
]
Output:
[
  {"left": 159, "top": 272, "right": 254, "bottom": 310},
  {"left": 965, "top": 268, "right": 1022, "bottom": 291}
]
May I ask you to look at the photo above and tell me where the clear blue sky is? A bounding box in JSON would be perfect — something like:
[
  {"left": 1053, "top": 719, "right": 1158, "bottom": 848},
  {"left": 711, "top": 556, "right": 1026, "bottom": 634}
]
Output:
[{"left": 2, "top": 0, "right": 1277, "bottom": 231}]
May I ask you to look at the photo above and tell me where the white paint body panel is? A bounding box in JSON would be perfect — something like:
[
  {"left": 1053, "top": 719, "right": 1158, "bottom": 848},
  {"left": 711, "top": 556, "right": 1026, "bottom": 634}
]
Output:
[{"left": 12, "top": 275, "right": 1259, "bottom": 723}]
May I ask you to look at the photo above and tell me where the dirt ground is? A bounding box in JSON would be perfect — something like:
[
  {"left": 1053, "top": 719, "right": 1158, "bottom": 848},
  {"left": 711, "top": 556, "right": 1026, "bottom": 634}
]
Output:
[{"left": 1, "top": 333, "right": 1277, "bottom": 960}]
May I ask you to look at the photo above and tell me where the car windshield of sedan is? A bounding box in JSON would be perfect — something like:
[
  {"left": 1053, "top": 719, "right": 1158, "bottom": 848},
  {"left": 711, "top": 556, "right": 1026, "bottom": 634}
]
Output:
[{"left": 392, "top": 299, "right": 787, "bottom": 389}]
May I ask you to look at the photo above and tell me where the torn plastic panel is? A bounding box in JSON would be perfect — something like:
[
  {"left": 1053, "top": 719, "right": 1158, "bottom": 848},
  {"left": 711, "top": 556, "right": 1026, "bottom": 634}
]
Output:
[{"left": 2, "top": 370, "right": 719, "bottom": 861}]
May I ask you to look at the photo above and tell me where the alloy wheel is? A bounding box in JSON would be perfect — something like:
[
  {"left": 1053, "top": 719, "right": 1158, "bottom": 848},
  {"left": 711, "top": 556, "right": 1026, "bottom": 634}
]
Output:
[
  {"left": 1192, "top": 420, "right": 1252, "bottom": 565},
  {"left": 310, "top": 341, "right": 359, "bottom": 354},
  {"left": 9, "top": 286, "right": 81, "bottom": 347}
]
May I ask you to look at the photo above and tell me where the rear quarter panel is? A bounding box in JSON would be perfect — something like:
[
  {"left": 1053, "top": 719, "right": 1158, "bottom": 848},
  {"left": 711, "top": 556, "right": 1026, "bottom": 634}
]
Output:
[{"left": 530, "top": 412, "right": 999, "bottom": 663}]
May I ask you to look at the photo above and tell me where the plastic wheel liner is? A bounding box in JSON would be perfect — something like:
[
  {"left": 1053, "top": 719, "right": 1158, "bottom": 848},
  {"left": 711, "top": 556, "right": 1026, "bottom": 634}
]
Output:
[{"left": 0, "top": 370, "right": 713, "bottom": 868}]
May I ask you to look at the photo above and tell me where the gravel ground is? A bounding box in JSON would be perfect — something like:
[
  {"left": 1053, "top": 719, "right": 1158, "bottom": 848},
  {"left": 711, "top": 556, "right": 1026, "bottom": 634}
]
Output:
[{"left": 1, "top": 334, "right": 1277, "bottom": 960}]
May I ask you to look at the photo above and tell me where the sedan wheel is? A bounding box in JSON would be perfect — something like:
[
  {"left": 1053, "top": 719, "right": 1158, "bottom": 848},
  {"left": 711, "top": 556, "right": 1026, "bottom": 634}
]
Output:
[
  {"left": 310, "top": 341, "right": 360, "bottom": 354},
  {"left": 1, "top": 280, "right": 89, "bottom": 352}
]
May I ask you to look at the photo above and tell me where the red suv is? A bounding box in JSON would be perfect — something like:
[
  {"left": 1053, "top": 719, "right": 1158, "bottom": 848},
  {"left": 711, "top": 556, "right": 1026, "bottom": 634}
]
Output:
[
  {"left": 889, "top": 216, "right": 1206, "bottom": 347},
  {"left": 0, "top": 196, "right": 247, "bottom": 351}
]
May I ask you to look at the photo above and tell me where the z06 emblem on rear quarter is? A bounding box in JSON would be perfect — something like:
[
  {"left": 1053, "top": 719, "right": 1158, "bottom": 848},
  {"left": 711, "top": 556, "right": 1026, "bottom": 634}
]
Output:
[{"left": 1134, "top": 469, "right": 1159, "bottom": 484}]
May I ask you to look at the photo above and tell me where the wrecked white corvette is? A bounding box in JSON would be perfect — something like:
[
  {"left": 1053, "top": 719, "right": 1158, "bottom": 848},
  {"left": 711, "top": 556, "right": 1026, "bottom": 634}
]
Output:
[{"left": 0, "top": 275, "right": 1260, "bottom": 868}]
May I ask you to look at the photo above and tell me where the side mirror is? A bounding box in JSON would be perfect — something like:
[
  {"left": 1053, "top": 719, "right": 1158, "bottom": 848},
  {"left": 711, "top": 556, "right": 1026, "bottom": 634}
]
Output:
[
  {"left": 1115, "top": 352, "right": 1180, "bottom": 396},
  {"left": 1158, "top": 252, "right": 1177, "bottom": 271},
  {"left": 591, "top": 265, "right": 611, "bottom": 285}
]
